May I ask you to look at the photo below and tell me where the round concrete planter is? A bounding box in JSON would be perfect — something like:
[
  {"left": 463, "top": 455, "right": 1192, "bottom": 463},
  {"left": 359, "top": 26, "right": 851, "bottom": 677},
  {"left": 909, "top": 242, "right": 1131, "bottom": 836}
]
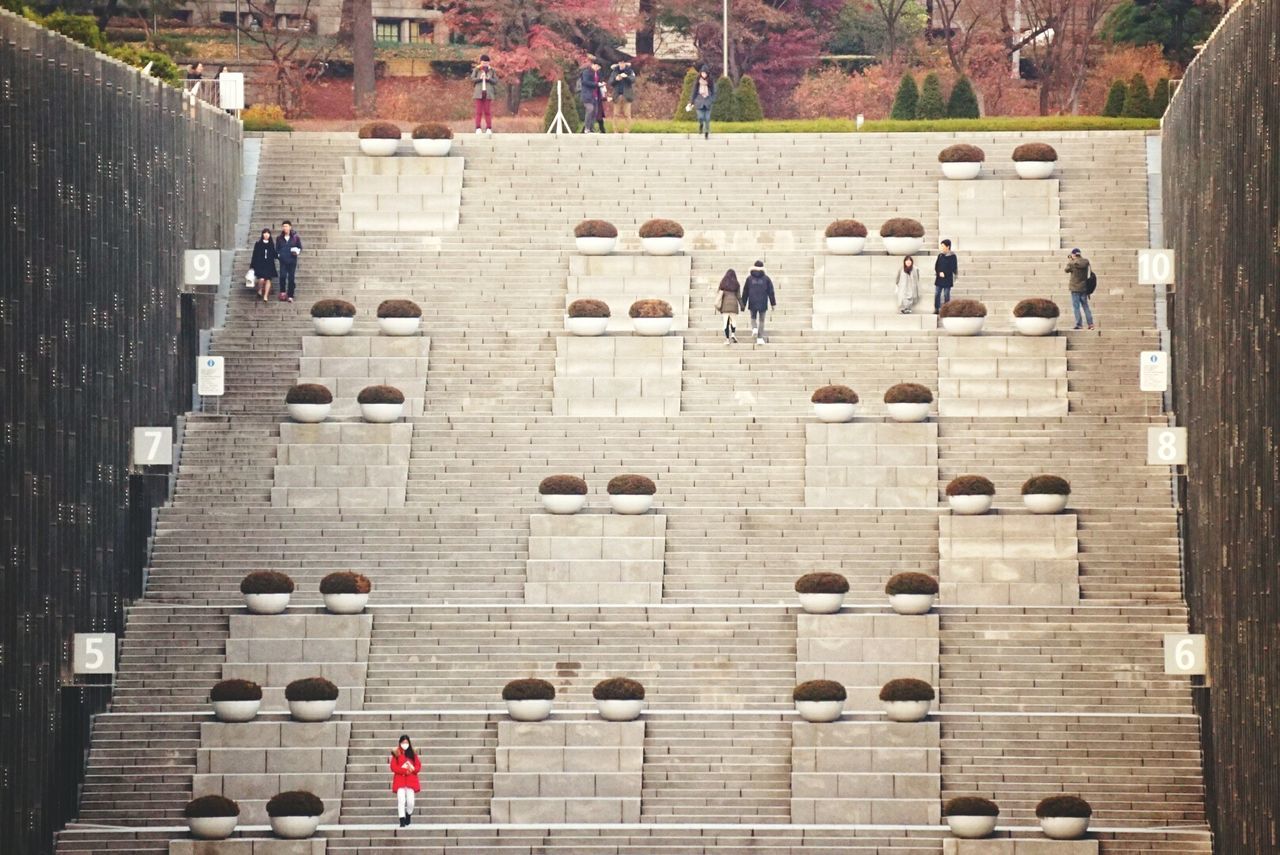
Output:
[
  {"left": 886, "top": 402, "right": 930, "bottom": 423},
  {"left": 188, "top": 816, "right": 238, "bottom": 840},
  {"left": 825, "top": 236, "right": 866, "bottom": 255},
  {"left": 882, "top": 236, "right": 924, "bottom": 256},
  {"left": 212, "top": 699, "right": 261, "bottom": 722},
  {"left": 596, "top": 699, "right": 643, "bottom": 721},
  {"left": 506, "top": 699, "right": 553, "bottom": 722},
  {"left": 359, "top": 138, "right": 399, "bottom": 157},
  {"left": 312, "top": 317, "right": 353, "bottom": 336},
  {"left": 942, "top": 317, "right": 985, "bottom": 336},
  {"left": 888, "top": 593, "right": 935, "bottom": 615},
  {"left": 795, "top": 700, "right": 844, "bottom": 723},
  {"left": 883, "top": 699, "right": 931, "bottom": 722},
  {"left": 798, "top": 592, "right": 844, "bottom": 614},
  {"left": 813, "top": 403, "right": 857, "bottom": 423},
  {"left": 1040, "top": 817, "right": 1090, "bottom": 840},
  {"left": 941, "top": 162, "right": 982, "bottom": 180},
  {"left": 947, "top": 816, "right": 997, "bottom": 839},
  {"left": 1014, "top": 316, "right": 1057, "bottom": 336},
  {"left": 609, "top": 494, "right": 653, "bottom": 515},
  {"left": 323, "top": 593, "right": 368, "bottom": 614},
  {"left": 632, "top": 317, "right": 673, "bottom": 336},
  {"left": 641, "top": 236, "right": 683, "bottom": 256},
  {"left": 541, "top": 494, "right": 586, "bottom": 515},
  {"left": 244, "top": 592, "right": 290, "bottom": 615},
  {"left": 412, "top": 138, "right": 451, "bottom": 157},
  {"left": 1015, "top": 161, "right": 1055, "bottom": 179},
  {"left": 286, "top": 403, "right": 330, "bottom": 424},
  {"left": 948, "top": 495, "right": 993, "bottom": 515},
  {"left": 575, "top": 236, "right": 617, "bottom": 255},
  {"left": 360, "top": 402, "right": 404, "bottom": 424},
  {"left": 288, "top": 699, "right": 337, "bottom": 723},
  {"left": 1023, "top": 493, "right": 1069, "bottom": 514},
  {"left": 270, "top": 815, "right": 320, "bottom": 839},
  {"left": 565, "top": 316, "right": 610, "bottom": 336},
  {"left": 378, "top": 316, "right": 421, "bottom": 336}
]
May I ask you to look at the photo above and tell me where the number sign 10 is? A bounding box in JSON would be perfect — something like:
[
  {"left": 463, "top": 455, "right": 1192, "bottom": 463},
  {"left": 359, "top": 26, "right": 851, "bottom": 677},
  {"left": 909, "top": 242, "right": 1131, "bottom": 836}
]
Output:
[{"left": 1137, "top": 249, "right": 1175, "bottom": 285}]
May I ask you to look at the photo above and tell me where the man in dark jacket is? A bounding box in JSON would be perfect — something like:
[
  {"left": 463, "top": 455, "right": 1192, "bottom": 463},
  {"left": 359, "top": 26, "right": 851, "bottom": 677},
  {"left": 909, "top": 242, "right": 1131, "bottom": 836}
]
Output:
[
  {"left": 275, "top": 220, "right": 303, "bottom": 303},
  {"left": 608, "top": 60, "right": 637, "bottom": 133},
  {"left": 741, "top": 260, "right": 776, "bottom": 344},
  {"left": 1065, "top": 248, "right": 1094, "bottom": 329},
  {"left": 933, "top": 238, "right": 958, "bottom": 312},
  {"left": 579, "top": 58, "right": 606, "bottom": 133}
]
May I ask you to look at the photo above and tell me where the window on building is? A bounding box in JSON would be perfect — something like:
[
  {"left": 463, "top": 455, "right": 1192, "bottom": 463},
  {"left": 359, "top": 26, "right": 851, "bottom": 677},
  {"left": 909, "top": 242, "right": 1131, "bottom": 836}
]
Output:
[
  {"left": 407, "top": 21, "right": 434, "bottom": 43},
  {"left": 374, "top": 19, "right": 401, "bottom": 42},
  {"left": 218, "top": 11, "right": 237, "bottom": 25}
]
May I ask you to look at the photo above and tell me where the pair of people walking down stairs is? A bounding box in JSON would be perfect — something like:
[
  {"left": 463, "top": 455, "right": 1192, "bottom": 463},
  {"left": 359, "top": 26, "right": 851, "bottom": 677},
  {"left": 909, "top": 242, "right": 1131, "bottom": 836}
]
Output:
[
  {"left": 248, "top": 220, "right": 303, "bottom": 303},
  {"left": 717, "top": 261, "right": 776, "bottom": 345},
  {"left": 389, "top": 734, "right": 421, "bottom": 827},
  {"left": 893, "top": 240, "right": 958, "bottom": 315}
]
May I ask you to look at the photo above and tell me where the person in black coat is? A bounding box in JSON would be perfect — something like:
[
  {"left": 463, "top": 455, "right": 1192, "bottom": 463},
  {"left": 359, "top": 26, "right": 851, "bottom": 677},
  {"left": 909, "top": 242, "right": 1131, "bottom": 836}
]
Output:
[
  {"left": 740, "top": 260, "right": 776, "bottom": 344},
  {"left": 933, "top": 238, "right": 958, "bottom": 312},
  {"left": 250, "top": 227, "right": 279, "bottom": 303}
]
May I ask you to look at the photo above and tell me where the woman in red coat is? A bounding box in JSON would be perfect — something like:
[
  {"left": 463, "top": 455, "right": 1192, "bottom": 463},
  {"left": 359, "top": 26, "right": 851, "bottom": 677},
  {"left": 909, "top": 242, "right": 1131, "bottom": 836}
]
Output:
[{"left": 389, "top": 734, "right": 421, "bottom": 826}]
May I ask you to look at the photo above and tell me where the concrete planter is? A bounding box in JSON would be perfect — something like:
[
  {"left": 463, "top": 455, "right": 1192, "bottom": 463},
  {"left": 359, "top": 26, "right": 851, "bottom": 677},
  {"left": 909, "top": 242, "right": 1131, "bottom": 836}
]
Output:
[
  {"left": 641, "top": 236, "right": 683, "bottom": 256},
  {"left": 506, "top": 699, "right": 553, "bottom": 722},
  {"left": 813, "top": 403, "right": 857, "bottom": 423},
  {"left": 1015, "top": 161, "right": 1055, "bottom": 179},
  {"left": 360, "top": 402, "right": 404, "bottom": 423},
  {"left": 288, "top": 699, "right": 337, "bottom": 722},
  {"left": 947, "top": 815, "right": 998, "bottom": 839},
  {"left": 212, "top": 699, "right": 261, "bottom": 722},
  {"left": 795, "top": 700, "right": 844, "bottom": 723},
  {"left": 825, "top": 236, "right": 866, "bottom": 255},
  {"left": 412, "top": 138, "right": 451, "bottom": 156},
  {"left": 323, "top": 593, "right": 368, "bottom": 614},
  {"left": 541, "top": 494, "right": 586, "bottom": 515},
  {"left": 609, "top": 494, "right": 653, "bottom": 515},
  {"left": 942, "top": 317, "right": 985, "bottom": 336},
  {"left": 312, "top": 317, "right": 354, "bottom": 336},
  {"left": 575, "top": 236, "right": 617, "bottom": 255},
  {"left": 886, "top": 402, "right": 930, "bottom": 423},
  {"left": 596, "top": 699, "right": 643, "bottom": 721},
  {"left": 632, "top": 317, "right": 673, "bottom": 336},
  {"left": 798, "top": 592, "right": 844, "bottom": 614},
  {"left": 1040, "top": 817, "right": 1090, "bottom": 840},
  {"left": 286, "top": 403, "right": 330, "bottom": 424},
  {"left": 270, "top": 815, "right": 320, "bottom": 839},
  {"left": 359, "top": 138, "right": 399, "bottom": 157},
  {"left": 188, "top": 816, "right": 238, "bottom": 840},
  {"left": 883, "top": 699, "right": 931, "bottom": 722},
  {"left": 882, "top": 236, "right": 924, "bottom": 256},
  {"left": 948, "top": 495, "right": 993, "bottom": 515},
  {"left": 1014, "top": 316, "right": 1057, "bottom": 336},
  {"left": 941, "top": 162, "right": 982, "bottom": 180},
  {"left": 565, "top": 316, "right": 610, "bottom": 336},
  {"left": 1023, "top": 493, "right": 1069, "bottom": 514},
  {"left": 888, "top": 593, "right": 935, "bottom": 615},
  {"left": 244, "top": 593, "right": 290, "bottom": 615},
  {"left": 378, "top": 316, "right": 421, "bottom": 336}
]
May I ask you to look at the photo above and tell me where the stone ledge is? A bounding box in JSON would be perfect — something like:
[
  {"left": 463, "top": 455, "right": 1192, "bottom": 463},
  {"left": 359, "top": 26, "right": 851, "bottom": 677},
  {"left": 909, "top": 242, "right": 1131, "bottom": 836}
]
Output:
[
  {"left": 944, "top": 842, "right": 1099, "bottom": 855},
  {"left": 170, "top": 842, "right": 326, "bottom": 855},
  {"left": 812, "top": 255, "right": 935, "bottom": 330}
]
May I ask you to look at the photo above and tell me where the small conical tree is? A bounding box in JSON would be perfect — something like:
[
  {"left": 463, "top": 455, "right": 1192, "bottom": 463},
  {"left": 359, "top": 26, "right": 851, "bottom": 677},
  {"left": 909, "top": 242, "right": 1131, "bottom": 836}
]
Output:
[
  {"left": 946, "top": 75, "right": 980, "bottom": 118},
  {"left": 890, "top": 73, "right": 919, "bottom": 120},
  {"left": 711, "top": 75, "right": 737, "bottom": 122},
  {"left": 1150, "top": 77, "right": 1170, "bottom": 117},
  {"left": 917, "top": 72, "right": 946, "bottom": 119},
  {"left": 1122, "top": 73, "right": 1151, "bottom": 118},
  {"left": 735, "top": 74, "right": 764, "bottom": 121},
  {"left": 674, "top": 68, "right": 699, "bottom": 121},
  {"left": 542, "top": 78, "right": 583, "bottom": 133},
  {"left": 1102, "top": 79, "right": 1127, "bottom": 117}
]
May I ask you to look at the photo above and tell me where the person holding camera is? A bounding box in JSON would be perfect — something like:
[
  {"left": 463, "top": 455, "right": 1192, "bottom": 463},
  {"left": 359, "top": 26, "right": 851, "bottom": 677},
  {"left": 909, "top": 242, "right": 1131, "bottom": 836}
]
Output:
[
  {"left": 609, "top": 60, "right": 637, "bottom": 133},
  {"left": 471, "top": 54, "right": 497, "bottom": 135},
  {"left": 1065, "top": 248, "right": 1095, "bottom": 329},
  {"left": 579, "top": 57, "right": 608, "bottom": 133}
]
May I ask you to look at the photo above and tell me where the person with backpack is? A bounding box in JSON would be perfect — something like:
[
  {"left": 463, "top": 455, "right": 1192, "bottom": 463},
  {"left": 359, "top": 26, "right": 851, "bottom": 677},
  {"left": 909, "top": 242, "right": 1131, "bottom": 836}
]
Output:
[
  {"left": 389, "top": 734, "right": 421, "bottom": 827},
  {"left": 741, "top": 260, "right": 776, "bottom": 345},
  {"left": 1065, "top": 248, "right": 1095, "bottom": 330}
]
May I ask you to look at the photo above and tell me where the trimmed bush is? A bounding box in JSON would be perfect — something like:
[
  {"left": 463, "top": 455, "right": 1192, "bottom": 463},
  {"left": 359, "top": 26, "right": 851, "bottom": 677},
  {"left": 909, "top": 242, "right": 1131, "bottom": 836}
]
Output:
[
  {"left": 884, "top": 383, "right": 933, "bottom": 404},
  {"left": 793, "top": 679, "right": 846, "bottom": 702},
  {"left": 539, "top": 475, "right": 588, "bottom": 495},
  {"left": 917, "top": 72, "right": 946, "bottom": 120},
  {"left": 503, "top": 678, "right": 556, "bottom": 701},
  {"left": 794, "top": 572, "right": 850, "bottom": 595},
  {"left": 567, "top": 298, "right": 610, "bottom": 318},
  {"left": 890, "top": 74, "right": 919, "bottom": 121},
  {"left": 879, "top": 217, "right": 925, "bottom": 238},
  {"left": 1022, "top": 475, "right": 1071, "bottom": 495},
  {"left": 1122, "top": 73, "right": 1151, "bottom": 118},
  {"left": 285, "top": 384, "right": 333, "bottom": 405},
  {"left": 210, "top": 679, "right": 263, "bottom": 702},
  {"left": 629, "top": 299, "right": 673, "bottom": 318},
  {"left": 879, "top": 677, "right": 935, "bottom": 702},
  {"left": 543, "top": 77, "right": 584, "bottom": 132},
  {"left": 266, "top": 791, "right": 325, "bottom": 818},
  {"left": 825, "top": 219, "right": 868, "bottom": 238},
  {"left": 310, "top": 299, "right": 356, "bottom": 318},
  {"left": 938, "top": 143, "right": 985, "bottom": 163},
  {"left": 1151, "top": 78, "right": 1170, "bottom": 117},
  {"left": 607, "top": 474, "right": 656, "bottom": 495},
  {"left": 1102, "top": 79, "right": 1128, "bottom": 117},
  {"left": 412, "top": 122, "right": 452, "bottom": 139},
  {"left": 285, "top": 677, "right": 339, "bottom": 703},
  {"left": 711, "top": 76, "right": 737, "bottom": 122},
  {"left": 885, "top": 572, "right": 939, "bottom": 596},
  {"left": 639, "top": 218, "right": 684, "bottom": 239},
  {"left": 593, "top": 677, "right": 645, "bottom": 701},
  {"left": 946, "top": 75, "right": 980, "bottom": 119},
  {"left": 1012, "top": 142, "right": 1058, "bottom": 162},
  {"left": 574, "top": 219, "right": 618, "bottom": 238},
  {"left": 811, "top": 385, "right": 858, "bottom": 405},
  {"left": 735, "top": 75, "right": 764, "bottom": 121},
  {"left": 1036, "top": 795, "right": 1093, "bottom": 819},
  {"left": 944, "top": 796, "right": 999, "bottom": 817},
  {"left": 377, "top": 299, "right": 421, "bottom": 318},
  {"left": 673, "top": 68, "right": 699, "bottom": 122},
  {"left": 946, "top": 475, "right": 995, "bottom": 497},
  {"left": 939, "top": 299, "right": 987, "bottom": 318},
  {"left": 358, "top": 121, "right": 401, "bottom": 140},
  {"left": 240, "top": 571, "right": 295, "bottom": 595},
  {"left": 242, "top": 104, "right": 292, "bottom": 132},
  {"left": 319, "top": 571, "right": 371, "bottom": 595},
  {"left": 357, "top": 385, "right": 404, "bottom": 405},
  {"left": 1013, "top": 298, "right": 1060, "bottom": 318},
  {"left": 185, "top": 795, "right": 241, "bottom": 818}
]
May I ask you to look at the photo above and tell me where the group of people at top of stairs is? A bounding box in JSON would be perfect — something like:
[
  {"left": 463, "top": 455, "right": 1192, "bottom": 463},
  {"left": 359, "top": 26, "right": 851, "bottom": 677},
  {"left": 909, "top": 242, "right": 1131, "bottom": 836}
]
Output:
[
  {"left": 717, "top": 261, "right": 777, "bottom": 345},
  {"left": 249, "top": 220, "right": 303, "bottom": 304}
]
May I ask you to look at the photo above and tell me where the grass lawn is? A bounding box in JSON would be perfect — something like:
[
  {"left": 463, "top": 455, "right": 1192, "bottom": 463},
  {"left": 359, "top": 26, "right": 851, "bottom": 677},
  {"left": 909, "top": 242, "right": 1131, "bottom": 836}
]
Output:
[{"left": 630, "top": 116, "right": 1160, "bottom": 133}]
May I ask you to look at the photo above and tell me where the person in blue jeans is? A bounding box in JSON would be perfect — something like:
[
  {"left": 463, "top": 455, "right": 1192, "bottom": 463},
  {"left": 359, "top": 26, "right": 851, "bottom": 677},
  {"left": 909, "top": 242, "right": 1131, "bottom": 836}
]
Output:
[
  {"left": 933, "top": 239, "right": 957, "bottom": 312},
  {"left": 1065, "top": 248, "right": 1094, "bottom": 329},
  {"left": 275, "top": 220, "right": 302, "bottom": 302}
]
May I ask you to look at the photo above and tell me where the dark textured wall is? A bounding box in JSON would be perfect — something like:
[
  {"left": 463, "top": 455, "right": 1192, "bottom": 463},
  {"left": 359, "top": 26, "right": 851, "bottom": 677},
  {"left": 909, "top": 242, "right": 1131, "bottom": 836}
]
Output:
[
  {"left": 0, "top": 11, "right": 240, "bottom": 852},
  {"left": 1162, "top": 1, "right": 1279, "bottom": 852}
]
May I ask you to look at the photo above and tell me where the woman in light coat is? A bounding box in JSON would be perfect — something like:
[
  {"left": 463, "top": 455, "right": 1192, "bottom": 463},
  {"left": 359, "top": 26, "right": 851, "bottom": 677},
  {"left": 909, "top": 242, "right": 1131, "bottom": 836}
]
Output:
[
  {"left": 894, "top": 256, "right": 920, "bottom": 314},
  {"left": 716, "top": 269, "right": 741, "bottom": 343}
]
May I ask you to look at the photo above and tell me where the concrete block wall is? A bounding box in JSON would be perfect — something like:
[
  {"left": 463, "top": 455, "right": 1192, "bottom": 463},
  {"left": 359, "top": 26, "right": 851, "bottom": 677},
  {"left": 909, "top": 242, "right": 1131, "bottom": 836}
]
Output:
[
  {"left": 796, "top": 613, "right": 939, "bottom": 709},
  {"left": 220, "top": 614, "right": 373, "bottom": 710},
  {"left": 805, "top": 422, "right": 939, "bottom": 508},
  {"left": 939, "top": 514, "right": 1080, "bottom": 605},
  {"left": 298, "top": 335, "right": 429, "bottom": 417},
  {"left": 552, "top": 336, "right": 683, "bottom": 417},
  {"left": 812, "top": 254, "right": 936, "bottom": 331},
  {"left": 567, "top": 254, "right": 692, "bottom": 332},
  {"left": 272, "top": 422, "right": 412, "bottom": 508},
  {"left": 491, "top": 720, "right": 644, "bottom": 823},
  {"left": 939, "top": 179, "right": 1062, "bottom": 251},
  {"left": 944, "top": 842, "right": 1099, "bottom": 855},
  {"left": 938, "top": 336, "right": 1068, "bottom": 417},
  {"left": 338, "top": 155, "right": 463, "bottom": 231},
  {"left": 527, "top": 513, "right": 666, "bottom": 604},
  {"left": 170, "top": 841, "right": 328, "bottom": 855}
]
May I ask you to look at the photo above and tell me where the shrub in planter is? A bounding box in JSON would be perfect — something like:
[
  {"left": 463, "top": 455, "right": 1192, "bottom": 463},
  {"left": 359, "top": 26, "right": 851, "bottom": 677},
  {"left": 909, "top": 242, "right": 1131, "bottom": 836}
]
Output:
[
  {"left": 566, "top": 298, "right": 611, "bottom": 336},
  {"left": 1022, "top": 474, "right": 1071, "bottom": 514},
  {"left": 879, "top": 217, "right": 925, "bottom": 255},
  {"left": 824, "top": 219, "right": 868, "bottom": 254},
  {"left": 538, "top": 474, "right": 589, "bottom": 515},
  {"left": 285, "top": 676, "right": 339, "bottom": 722},
  {"left": 357, "top": 384, "right": 406, "bottom": 423},
  {"left": 184, "top": 794, "right": 240, "bottom": 840},
  {"left": 593, "top": 676, "right": 645, "bottom": 721},
  {"left": 210, "top": 678, "right": 263, "bottom": 722},
  {"left": 411, "top": 122, "right": 453, "bottom": 156},
  {"left": 1012, "top": 297, "right": 1060, "bottom": 336},
  {"left": 376, "top": 299, "right": 422, "bottom": 336},
  {"left": 240, "top": 571, "right": 294, "bottom": 614},
  {"left": 629, "top": 299, "right": 674, "bottom": 336},
  {"left": 319, "top": 571, "right": 372, "bottom": 614},
  {"left": 285, "top": 384, "right": 332, "bottom": 423},
  {"left": 310, "top": 299, "right": 356, "bottom": 336},
  {"left": 938, "top": 298, "right": 988, "bottom": 336},
  {"left": 358, "top": 121, "right": 402, "bottom": 156},
  {"left": 607, "top": 474, "right": 656, "bottom": 515},
  {"left": 502, "top": 677, "right": 556, "bottom": 721},
  {"left": 638, "top": 218, "right": 684, "bottom": 255},
  {"left": 793, "top": 679, "right": 846, "bottom": 722},
  {"left": 794, "top": 571, "right": 849, "bottom": 614},
  {"left": 884, "top": 572, "right": 939, "bottom": 615},
  {"left": 266, "top": 791, "right": 325, "bottom": 839},
  {"left": 1036, "top": 795, "right": 1092, "bottom": 839},
  {"left": 811, "top": 384, "right": 859, "bottom": 423},
  {"left": 1012, "top": 142, "right": 1058, "bottom": 179},
  {"left": 879, "top": 677, "right": 935, "bottom": 721},
  {"left": 574, "top": 219, "right": 619, "bottom": 255},
  {"left": 883, "top": 383, "right": 933, "bottom": 422},
  {"left": 946, "top": 475, "right": 995, "bottom": 515},
  {"left": 938, "top": 143, "right": 985, "bottom": 180},
  {"left": 944, "top": 796, "right": 1000, "bottom": 839}
]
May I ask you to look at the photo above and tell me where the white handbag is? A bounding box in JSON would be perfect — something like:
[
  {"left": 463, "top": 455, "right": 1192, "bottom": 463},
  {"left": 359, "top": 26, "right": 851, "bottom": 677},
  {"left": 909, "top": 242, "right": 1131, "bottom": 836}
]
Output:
[{"left": 244, "top": 269, "right": 255, "bottom": 287}]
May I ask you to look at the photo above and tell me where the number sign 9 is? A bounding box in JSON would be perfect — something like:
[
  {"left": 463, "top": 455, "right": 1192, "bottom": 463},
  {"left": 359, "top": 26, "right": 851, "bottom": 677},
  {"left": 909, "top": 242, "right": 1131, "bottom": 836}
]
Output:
[{"left": 184, "top": 250, "right": 220, "bottom": 286}]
